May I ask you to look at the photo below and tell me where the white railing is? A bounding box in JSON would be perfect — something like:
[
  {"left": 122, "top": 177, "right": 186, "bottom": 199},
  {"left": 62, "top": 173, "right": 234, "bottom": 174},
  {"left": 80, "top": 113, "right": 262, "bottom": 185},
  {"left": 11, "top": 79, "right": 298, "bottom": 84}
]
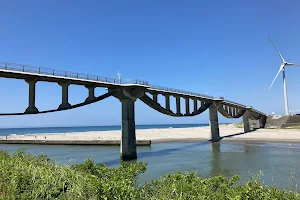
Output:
[
  {"left": 0, "top": 61, "right": 149, "bottom": 85},
  {"left": 149, "top": 84, "right": 214, "bottom": 99}
]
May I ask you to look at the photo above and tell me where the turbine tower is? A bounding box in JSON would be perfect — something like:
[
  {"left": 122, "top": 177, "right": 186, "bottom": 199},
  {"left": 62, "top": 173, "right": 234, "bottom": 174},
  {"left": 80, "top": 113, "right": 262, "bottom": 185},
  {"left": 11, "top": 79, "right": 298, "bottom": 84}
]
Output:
[
  {"left": 269, "top": 38, "right": 300, "bottom": 115},
  {"left": 117, "top": 72, "right": 122, "bottom": 84}
]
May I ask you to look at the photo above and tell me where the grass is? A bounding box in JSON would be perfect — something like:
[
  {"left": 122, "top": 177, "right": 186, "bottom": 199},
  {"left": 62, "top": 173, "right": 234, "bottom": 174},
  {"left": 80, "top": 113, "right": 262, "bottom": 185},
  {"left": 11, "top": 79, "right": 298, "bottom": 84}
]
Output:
[{"left": 0, "top": 149, "right": 300, "bottom": 199}]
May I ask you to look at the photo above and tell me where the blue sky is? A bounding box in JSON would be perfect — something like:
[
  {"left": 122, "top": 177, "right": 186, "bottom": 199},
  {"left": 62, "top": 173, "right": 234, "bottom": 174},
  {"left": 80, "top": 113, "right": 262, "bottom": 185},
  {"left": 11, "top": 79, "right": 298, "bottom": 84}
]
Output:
[{"left": 1, "top": 0, "right": 300, "bottom": 127}]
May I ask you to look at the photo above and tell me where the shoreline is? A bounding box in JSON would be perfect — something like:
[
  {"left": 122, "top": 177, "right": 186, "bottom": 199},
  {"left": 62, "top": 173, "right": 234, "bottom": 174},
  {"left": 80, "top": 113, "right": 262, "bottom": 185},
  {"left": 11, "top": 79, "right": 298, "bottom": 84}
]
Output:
[
  {"left": 151, "top": 138, "right": 300, "bottom": 144},
  {"left": 1, "top": 125, "right": 300, "bottom": 144}
]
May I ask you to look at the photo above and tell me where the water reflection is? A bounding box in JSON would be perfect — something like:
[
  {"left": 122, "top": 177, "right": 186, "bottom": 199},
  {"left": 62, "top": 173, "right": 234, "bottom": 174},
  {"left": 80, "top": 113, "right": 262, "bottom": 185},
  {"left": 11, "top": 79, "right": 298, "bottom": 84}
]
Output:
[
  {"left": 209, "top": 142, "right": 221, "bottom": 177},
  {"left": 103, "top": 141, "right": 211, "bottom": 165}
]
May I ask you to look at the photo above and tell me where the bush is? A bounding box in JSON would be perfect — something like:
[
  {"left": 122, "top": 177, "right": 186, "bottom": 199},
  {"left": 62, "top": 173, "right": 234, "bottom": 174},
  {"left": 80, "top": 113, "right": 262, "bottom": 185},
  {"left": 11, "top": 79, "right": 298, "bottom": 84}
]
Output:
[
  {"left": 0, "top": 149, "right": 146, "bottom": 199},
  {"left": 139, "top": 173, "right": 300, "bottom": 199},
  {"left": 0, "top": 149, "right": 299, "bottom": 199}
]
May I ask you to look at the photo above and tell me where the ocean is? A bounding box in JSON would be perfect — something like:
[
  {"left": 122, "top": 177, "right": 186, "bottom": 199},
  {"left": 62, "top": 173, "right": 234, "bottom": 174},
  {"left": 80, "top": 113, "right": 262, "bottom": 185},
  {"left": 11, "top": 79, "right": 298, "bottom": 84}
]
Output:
[{"left": 0, "top": 123, "right": 209, "bottom": 136}]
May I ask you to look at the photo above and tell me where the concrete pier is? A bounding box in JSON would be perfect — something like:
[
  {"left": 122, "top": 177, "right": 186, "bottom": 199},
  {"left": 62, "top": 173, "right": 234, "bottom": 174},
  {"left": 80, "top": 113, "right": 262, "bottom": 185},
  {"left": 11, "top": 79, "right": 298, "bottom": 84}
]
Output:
[
  {"left": 176, "top": 96, "right": 181, "bottom": 115},
  {"left": 85, "top": 85, "right": 95, "bottom": 102},
  {"left": 209, "top": 101, "right": 221, "bottom": 142},
  {"left": 185, "top": 98, "right": 190, "bottom": 115},
  {"left": 258, "top": 117, "right": 265, "bottom": 128},
  {"left": 232, "top": 108, "right": 236, "bottom": 116},
  {"left": 249, "top": 117, "right": 264, "bottom": 129},
  {"left": 243, "top": 110, "right": 251, "bottom": 133},
  {"left": 120, "top": 98, "right": 137, "bottom": 160},
  {"left": 165, "top": 95, "right": 170, "bottom": 110},
  {"left": 152, "top": 93, "right": 158, "bottom": 102},
  {"left": 58, "top": 82, "right": 71, "bottom": 109},
  {"left": 193, "top": 99, "right": 198, "bottom": 112},
  {"left": 25, "top": 79, "right": 39, "bottom": 113},
  {"left": 201, "top": 101, "right": 205, "bottom": 108},
  {"left": 230, "top": 107, "right": 233, "bottom": 116}
]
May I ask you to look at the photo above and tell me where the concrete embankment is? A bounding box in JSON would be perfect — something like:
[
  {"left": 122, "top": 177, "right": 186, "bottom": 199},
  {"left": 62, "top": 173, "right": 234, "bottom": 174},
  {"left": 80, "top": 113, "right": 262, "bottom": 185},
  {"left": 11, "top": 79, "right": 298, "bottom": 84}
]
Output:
[{"left": 0, "top": 139, "right": 151, "bottom": 146}]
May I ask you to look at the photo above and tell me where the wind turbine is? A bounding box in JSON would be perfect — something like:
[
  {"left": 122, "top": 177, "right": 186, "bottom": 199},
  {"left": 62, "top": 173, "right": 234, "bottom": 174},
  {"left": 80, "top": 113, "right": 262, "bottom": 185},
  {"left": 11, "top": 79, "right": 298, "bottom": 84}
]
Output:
[
  {"left": 117, "top": 71, "right": 122, "bottom": 84},
  {"left": 269, "top": 37, "right": 300, "bottom": 115}
]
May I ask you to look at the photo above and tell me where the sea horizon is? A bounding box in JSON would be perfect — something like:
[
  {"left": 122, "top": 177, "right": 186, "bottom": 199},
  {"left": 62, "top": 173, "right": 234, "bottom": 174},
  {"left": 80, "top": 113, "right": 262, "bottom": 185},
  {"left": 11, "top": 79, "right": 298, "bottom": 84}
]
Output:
[{"left": 0, "top": 123, "right": 223, "bottom": 136}]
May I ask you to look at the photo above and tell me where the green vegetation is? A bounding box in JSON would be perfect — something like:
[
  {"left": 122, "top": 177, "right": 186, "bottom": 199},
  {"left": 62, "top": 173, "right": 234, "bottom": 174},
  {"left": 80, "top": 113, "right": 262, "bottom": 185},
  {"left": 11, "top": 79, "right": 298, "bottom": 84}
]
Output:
[{"left": 0, "top": 149, "right": 299, "bottom": 199}]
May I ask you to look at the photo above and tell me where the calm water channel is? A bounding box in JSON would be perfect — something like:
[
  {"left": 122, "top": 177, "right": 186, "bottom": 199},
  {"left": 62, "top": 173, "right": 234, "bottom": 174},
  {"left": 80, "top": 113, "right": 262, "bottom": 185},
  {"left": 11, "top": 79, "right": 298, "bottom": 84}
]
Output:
[{"left": 1, "top": 141, "right": 300, "bottom": 190}]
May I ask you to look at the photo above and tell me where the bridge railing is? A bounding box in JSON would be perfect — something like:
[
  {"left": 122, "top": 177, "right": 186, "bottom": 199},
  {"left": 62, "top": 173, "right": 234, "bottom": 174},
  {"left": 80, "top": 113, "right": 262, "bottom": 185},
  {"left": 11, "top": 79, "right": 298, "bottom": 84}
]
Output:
[
  {"left": 223, "top": 100, "right": 246, "bottom": 108},
  {"left": 0, "top": 61, "right": 149, "bottom": 86},
  {"left": 149, "top": 84, "right": 214, "bottom": 99}
]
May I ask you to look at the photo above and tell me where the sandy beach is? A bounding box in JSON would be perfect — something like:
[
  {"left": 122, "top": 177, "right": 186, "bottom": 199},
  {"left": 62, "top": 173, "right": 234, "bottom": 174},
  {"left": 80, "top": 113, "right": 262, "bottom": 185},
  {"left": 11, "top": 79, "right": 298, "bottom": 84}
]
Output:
[{"left": 2, "top": 125, "right": 300, "bottom": 143}]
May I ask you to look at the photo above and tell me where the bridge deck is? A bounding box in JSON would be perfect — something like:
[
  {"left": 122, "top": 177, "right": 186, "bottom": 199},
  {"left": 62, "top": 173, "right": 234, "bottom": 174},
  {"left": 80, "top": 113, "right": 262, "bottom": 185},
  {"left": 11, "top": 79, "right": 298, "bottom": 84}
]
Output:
[{"left": 0, "top": 61, "right": 266, "bottom": 116}]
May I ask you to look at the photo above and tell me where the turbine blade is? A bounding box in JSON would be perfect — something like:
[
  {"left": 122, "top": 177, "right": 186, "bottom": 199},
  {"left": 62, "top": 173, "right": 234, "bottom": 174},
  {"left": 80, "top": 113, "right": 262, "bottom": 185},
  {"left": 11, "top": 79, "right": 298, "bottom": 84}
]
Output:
[
  {"left": 269, "top": 37, "right": 285, "bottom": 62},
  {"left": 269, "top": 64, "right": 285, "bottom": 89},
  {"left": 287, "top": 63, "right": 300, "bottom": 66}
]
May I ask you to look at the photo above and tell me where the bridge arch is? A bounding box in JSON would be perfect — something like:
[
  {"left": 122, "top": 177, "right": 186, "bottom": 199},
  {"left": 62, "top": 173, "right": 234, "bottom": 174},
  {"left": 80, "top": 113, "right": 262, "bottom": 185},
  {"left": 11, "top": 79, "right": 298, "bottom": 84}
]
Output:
[{"left": 139, "top": 93, "right": 212, "bottom": 117}]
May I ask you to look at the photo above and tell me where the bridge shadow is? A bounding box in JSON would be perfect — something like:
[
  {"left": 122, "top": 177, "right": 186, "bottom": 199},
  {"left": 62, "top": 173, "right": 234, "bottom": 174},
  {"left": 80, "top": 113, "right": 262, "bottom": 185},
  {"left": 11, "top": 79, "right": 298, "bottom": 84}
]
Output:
[
  {"left": 218, "top": 129, "right": 256, "bottom": 141},
  {"left": 102, "top": 140, "right": 211, "bottom": 166},
  {"left": 102, "top": 129, "right": 256, "bottom": 166}
]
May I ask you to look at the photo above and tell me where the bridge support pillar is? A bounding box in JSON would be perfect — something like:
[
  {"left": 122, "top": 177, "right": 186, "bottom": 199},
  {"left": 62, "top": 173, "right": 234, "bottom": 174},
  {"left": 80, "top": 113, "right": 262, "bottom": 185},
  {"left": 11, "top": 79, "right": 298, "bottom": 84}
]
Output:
[
  {"left": 85, "top": 85, "right": 95, "bottom": 102},
  {"left": 249, "top": 117, "right": 264, "bottom": 129},
  {"left": 185, "top": 98, "right": 190, "bottom": 115},
  {"left": 201, "top": 101, "right": 205, "bottom": 108},
  {"left": 229, "top": 107, "right": 233, "bottom": 116},
  {"left": 176, "top": 96, "right": 181, "bottom": 115},
  {"left": 209, "top": 101, "right": 221, "bottom": 142},
  {"left": 58, "top": 82, "right": 71, "bottom": 110},
  {"left": 261, "top": 116, "right": 267, "bottom": 128},
  {"left": 25, "top": 79, "right": 39, "bottom": 114},
  {"left": 165, "top": 95, "right": 170, "bottom": 110},
  {"left": 120, "top": 98, "right": 137, "bottom": 160},
  {"left": 110, "top": 86, "right": 145, "bottom": 160},
  {"left": 193, "top": 99, "right": 198, "bottom": 112},
  {"left": 259, "top": 117, "right": 266, "bottom": 128},
  {"left": 152, "top": 93, "right": 158, "bottom": 103},
  {"left": 243, "top": 110, "right": 251, "bottom": 133}
]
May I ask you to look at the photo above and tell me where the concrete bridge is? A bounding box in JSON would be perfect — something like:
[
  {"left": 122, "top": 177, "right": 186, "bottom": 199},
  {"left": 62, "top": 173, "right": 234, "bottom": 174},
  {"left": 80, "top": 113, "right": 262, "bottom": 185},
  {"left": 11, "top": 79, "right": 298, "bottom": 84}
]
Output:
[{"left": 0, "top": 61, "right": 267, "bottom": 160}]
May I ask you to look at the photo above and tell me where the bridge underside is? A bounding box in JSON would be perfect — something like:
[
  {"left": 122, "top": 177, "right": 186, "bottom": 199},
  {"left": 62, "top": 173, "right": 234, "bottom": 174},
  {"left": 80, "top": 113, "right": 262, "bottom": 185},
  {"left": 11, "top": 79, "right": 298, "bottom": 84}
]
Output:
[{"left": 112, "top": 89, "right": 267, "bottom": 160}]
